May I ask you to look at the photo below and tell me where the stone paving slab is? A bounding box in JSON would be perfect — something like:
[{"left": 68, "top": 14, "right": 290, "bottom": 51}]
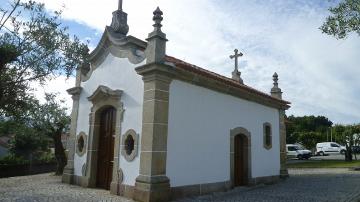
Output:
[
  {"left": 0, "top": 169, "right": 360, "bottom": 202},
  {"left": 0, "top": 174, "right": 133, "bottom": 202},
  {"left": 176, "top": 168, "right": 360, "bottom": 202}
]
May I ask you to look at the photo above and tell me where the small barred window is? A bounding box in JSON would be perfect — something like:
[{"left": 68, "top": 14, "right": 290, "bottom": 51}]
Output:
[{"left": 263, "top": 123, "right": 272, "bottom": 149}]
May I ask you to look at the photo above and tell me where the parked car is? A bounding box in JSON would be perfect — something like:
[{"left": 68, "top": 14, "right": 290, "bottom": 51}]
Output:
[
  {"left": 286, "top": 144, "right": 312, "bottom": 160},
  {"left": 316, "top": 142, "right": 346, "bottom": 156},
  {"left": 351, "top": 146, "right": 360, "bottom": 154}
]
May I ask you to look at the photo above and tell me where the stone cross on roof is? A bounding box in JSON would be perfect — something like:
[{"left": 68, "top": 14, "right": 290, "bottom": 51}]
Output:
[
  {"left": 109, "top": 0, "right": 129, "bottom": 36},
  {"left": 118, "top": 0, "right": 123, "bottom": 10},
  {"left": 229, "top": 49, "right": 244, "bottom": 84}
]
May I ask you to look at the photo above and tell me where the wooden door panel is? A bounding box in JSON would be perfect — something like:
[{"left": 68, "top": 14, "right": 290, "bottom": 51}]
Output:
[
  {"left": 96, "top": 107, "right": 116, "bottom": 190},
  {"left": 234, "top": 134, "right": 248, "bottom": 186}
]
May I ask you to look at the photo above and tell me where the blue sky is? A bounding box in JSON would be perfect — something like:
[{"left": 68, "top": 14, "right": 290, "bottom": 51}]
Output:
[{"left": 3, "top": 0, "right": 359, "bottom": 124}]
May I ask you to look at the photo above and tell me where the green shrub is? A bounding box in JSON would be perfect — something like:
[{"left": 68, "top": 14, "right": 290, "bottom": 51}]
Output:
[
  {"left": 34, "top": 152, "right": 56, "bottom": 164},
  {"left": 0, "top": 152, "right": 55, "bottom": 167},
  {"left": 0, "top": 154, "right": 29, "bottom": 166}
]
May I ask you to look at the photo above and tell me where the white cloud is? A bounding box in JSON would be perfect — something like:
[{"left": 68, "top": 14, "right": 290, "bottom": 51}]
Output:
[
  {"left": 33, "top": 0, "right": 360, "bottom": 124},
  {"left": 30, "top": 76, "right": 75, "bottom": 112}
]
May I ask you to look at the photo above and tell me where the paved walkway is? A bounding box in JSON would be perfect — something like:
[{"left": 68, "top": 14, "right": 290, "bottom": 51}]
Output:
[
  {"left": 0, "top": 174, "right": 132, "bottom": 202},
  {"left": 0, "top": 169, "right": 360, "bottom": 202},
  {"left": 177, "top": 168, "right": 360, "bottom": 202}
]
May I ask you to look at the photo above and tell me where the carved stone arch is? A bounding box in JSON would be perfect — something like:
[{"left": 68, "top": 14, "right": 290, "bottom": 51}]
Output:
[
  {"left": 82, "top": 85, "right": 125, "bottom": 195},
  {"left": 230, "top": 127, "right": 252, "bottom": 187}
]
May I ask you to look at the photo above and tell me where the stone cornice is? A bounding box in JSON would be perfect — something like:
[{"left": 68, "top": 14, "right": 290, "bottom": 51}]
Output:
[
  {"left": 67, "top": 87, "right": 82, "bottom": 96},
  {"left": 87, "top": 85, "right": 123, "bottom": 104},
  {"left": 174, "top": 67, "right": 290, "bottom": 110},
  {"left": 135, "top": 62, "right": 176, "bottom": 81},
  {"left": 165, "top": 56, "right": 290, "bottom": 110},
  {"left": 136, "top": 61, "right": 290, "bottom": 110}
]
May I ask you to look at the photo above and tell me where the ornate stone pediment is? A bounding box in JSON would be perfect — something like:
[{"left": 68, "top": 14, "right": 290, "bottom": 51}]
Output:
[
  {"left": 87, "top": 85, "right": 123, "bottom": 104},
  {"left": 79, "top": 0, "right": 147, "bottom": 82},
  {"left": 81, "top": 29, "right": 147, "bottom": 82}
]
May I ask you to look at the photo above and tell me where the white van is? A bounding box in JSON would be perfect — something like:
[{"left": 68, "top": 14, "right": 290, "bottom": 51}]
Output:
[{"left": 316, "top": 142, "right": 346, "bottom": 156}]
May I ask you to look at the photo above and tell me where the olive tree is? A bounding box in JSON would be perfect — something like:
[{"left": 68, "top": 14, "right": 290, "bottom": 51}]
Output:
[
  {"left": 321, "top": 0, "right": 360, "bottom": 39},
  {"left": 29, "top": 94, "right": 70, "bottom": 175},
  {"left": 0, "top": 0, "right": 88, "bottom": 116}
]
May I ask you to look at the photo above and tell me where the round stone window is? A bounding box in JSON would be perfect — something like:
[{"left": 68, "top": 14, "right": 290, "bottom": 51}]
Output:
[
  {"left": 121, "top": 129, "right": 138, "bottom": 162},
  {"left": 76, "top": 132, "right": 87, "bottom": 156}
]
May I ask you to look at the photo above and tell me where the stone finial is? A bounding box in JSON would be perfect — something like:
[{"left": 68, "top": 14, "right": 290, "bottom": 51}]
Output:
[
  {"left": 153, "top": 7, "right": 163, "bottom": 31},
  {"left": 273, "top": 72, "right": 279, "bottom": 87},
  {"left": 148, "top": 7, "right": 166, "bottom": 39},
  {"left": 146, "top": 7, "right": 168, "bottom": 64},
  {"left": 271, "top": 72, "right": 282, "bottom": 99},
  {"left": 229, "top": 49, "right": 244, "bottom": 84},
  {"left": 110, "top": 0, "right": 129, "bottom": 35}
]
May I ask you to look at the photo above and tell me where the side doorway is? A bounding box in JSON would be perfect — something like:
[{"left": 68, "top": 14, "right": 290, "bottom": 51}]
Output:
[
  {"left": 230, "top": 127, "right": 251, "bottom": 187},
  {"left": 234, "top": 134, "right": 249, "bottom": 186},
  {"left": 96, "top": 107, "right": 116, "bottom": 189}
]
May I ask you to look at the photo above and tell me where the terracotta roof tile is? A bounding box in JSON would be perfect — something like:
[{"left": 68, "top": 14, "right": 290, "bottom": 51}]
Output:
[{"left": 165, "top": 55, "right": 290, "bottom": 105}]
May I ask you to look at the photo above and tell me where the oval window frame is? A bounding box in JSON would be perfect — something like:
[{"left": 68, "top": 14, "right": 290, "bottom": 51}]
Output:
[
  {"left": 76, "top": 132, "right": 87, "bottom": 156},
  {"left": 121, "top": 129, "right": 138, "bottom": 162}
]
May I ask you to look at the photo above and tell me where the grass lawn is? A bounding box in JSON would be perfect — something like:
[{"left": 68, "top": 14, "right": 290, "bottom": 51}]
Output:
[{"left": 287, "top": 160, "right": 360, "bottom": 168}]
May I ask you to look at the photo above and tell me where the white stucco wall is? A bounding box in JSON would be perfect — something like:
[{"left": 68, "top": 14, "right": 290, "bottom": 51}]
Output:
[
  {"left": 74, "top": 53, "right": 144, "bottom": 186},
  {"left": 167, "top": 80, "right": 280, "bottom": 187}
]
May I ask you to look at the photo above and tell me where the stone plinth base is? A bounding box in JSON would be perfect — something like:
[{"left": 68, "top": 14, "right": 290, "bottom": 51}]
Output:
[
  {"left": 280, "top": 169, "right": 289, "bottom": 179},
  {"left": 134, "top": 176, "right": 170, "bottom": 202},
  {"left": 62, "top": 168, "right": 74, "bottom": 184}
]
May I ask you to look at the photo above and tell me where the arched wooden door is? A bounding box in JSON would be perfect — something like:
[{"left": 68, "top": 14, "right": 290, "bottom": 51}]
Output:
[
  {"left": 234, "top": 134, "right": 248, "bottom": 186},
  {"left": 96, "top": 107, "right": 116, "bottom": 189}
]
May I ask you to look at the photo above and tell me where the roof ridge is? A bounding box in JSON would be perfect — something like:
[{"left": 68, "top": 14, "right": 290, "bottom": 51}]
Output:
[{"left": 165, "top": 55, "right": 290, "bottom": 105}]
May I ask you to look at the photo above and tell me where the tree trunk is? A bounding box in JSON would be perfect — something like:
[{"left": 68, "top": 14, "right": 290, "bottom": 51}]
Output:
[
  {"left": 53, "top": 130, "right": 67, "bottom": 175},
  {"left": 345, "top": 143, "right": 353, "bottom": 162}
]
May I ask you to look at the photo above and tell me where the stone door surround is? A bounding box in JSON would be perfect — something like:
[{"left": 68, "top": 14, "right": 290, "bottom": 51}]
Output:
[
  {"left": 81, "top": 85, "right": 124, "bottom": 196},
  {"left": 230, "top": 127, "right": 252, "bottom": 187}
]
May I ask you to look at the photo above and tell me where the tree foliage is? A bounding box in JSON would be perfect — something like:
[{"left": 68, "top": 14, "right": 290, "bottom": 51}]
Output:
[
  {"left": 286, "top": 115, "right": 332, "bottom": 150},
  {"left": 0, "top": 112, "right": 49, "bottom": 159},
  {"left": 297, "top": 132, "right": 325, "bottom": 151},
  {"left": 321, "top": 0, "right": 360, "bottom": 39},
  {"left": 332, "top": 124, "right": 360, "bottom": 161},
  {"left": 28, "top": 93, "right": 70, "bottom": 175},
  {"left": 0, "top": 0, "right": 89, "bottom": 116},
  {"left": 286, "top": 115, "right": 360, "bottom": 161},
  {"left": 0, "top": 93, "right": 70, "bottom": 174}
]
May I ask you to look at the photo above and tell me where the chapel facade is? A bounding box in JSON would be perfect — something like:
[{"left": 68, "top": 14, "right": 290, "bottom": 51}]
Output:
[{"left": 62, "top": 1, "right": 291, "bottom": 202}]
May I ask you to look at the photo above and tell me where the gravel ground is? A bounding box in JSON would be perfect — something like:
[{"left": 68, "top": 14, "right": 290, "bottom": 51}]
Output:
[{"left": 0, "top": 169, "right": 360, "bottom": 202}]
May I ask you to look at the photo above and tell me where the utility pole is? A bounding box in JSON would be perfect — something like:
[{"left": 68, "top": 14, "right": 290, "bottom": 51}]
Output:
[
  {"left": 331, "top": 127, "right": 333, "bottom": 142},
  {"left": 327, "top": 128, "right": 329, "bottom": 141}
]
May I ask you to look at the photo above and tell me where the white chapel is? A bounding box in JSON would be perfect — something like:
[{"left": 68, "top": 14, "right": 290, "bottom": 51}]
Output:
[{"left": 62, "top": 1, "right": 291, "bottom": 202}]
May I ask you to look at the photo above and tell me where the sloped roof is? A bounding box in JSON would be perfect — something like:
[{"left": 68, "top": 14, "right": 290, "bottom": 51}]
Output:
[{"left": 165, "top": 56, "right": 290, "bottom": 108}]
